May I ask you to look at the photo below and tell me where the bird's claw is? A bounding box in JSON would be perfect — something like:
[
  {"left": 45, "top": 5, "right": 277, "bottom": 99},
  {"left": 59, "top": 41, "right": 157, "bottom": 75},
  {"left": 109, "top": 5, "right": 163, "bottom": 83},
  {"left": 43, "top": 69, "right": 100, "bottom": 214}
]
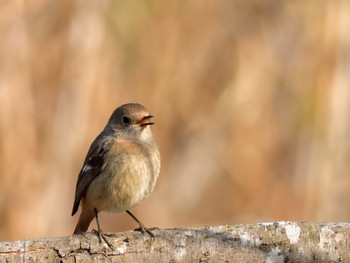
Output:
[
  {"left": 134, "top": 226, "right": 155, "bottom": 238},
  {"left": 92, "top": 229, "right": 114, "bottom": 250}
]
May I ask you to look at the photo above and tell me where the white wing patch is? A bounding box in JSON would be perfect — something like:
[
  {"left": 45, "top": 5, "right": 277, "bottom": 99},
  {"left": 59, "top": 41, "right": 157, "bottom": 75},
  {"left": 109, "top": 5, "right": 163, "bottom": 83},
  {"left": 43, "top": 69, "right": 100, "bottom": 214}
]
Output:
[{"left": 82, "top": 164, "right": 92, "bottom": 173}]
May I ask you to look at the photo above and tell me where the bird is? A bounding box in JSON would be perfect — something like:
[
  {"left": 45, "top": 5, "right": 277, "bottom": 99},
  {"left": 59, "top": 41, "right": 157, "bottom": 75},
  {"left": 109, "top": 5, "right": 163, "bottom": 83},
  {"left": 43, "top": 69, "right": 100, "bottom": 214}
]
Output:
[{"left": 71, "top": 103, "right": 160, "bottom": 248}]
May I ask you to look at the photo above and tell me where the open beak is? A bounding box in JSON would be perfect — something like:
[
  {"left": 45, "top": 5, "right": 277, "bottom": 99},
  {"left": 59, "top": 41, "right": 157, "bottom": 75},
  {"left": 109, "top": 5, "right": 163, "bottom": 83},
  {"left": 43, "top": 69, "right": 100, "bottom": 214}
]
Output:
[{"left": 136, "top": 115, "right": 154, "bottom": 126}]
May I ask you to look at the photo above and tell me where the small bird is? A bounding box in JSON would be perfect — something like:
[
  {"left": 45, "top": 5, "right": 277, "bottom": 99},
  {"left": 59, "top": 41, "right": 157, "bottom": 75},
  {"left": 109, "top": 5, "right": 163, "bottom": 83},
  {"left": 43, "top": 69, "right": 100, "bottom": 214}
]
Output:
[{"left": 71, "top": 103, "right": 160, "bottom": 248}]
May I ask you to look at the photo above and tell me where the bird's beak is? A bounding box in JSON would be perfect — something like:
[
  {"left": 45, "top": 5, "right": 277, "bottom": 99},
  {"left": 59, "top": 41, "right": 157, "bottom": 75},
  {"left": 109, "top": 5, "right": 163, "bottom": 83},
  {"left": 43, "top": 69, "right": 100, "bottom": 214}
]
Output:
[{"left": 136, "top": 115, "right": 154, "bottom": 126}]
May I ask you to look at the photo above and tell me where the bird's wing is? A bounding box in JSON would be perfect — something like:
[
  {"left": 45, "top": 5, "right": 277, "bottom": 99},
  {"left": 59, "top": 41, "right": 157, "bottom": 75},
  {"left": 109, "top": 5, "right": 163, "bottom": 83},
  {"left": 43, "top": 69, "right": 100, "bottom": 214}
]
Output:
[{"left": 71, "top": 135, "right": 114, "bottom": 216}]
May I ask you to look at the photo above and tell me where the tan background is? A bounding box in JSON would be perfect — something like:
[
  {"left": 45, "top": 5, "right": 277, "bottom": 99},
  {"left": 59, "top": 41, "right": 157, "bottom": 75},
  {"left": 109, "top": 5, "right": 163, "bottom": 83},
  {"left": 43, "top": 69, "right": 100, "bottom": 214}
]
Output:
[{"left": 0, "top": 1, "right": 350, "bottom": 241}]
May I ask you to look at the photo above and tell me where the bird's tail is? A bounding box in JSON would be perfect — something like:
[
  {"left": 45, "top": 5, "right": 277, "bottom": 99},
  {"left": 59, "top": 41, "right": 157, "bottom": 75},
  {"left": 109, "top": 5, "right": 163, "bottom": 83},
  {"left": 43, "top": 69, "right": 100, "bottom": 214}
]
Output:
[{"left": 73, "top": 204, "right": 95, "bottom": 234}]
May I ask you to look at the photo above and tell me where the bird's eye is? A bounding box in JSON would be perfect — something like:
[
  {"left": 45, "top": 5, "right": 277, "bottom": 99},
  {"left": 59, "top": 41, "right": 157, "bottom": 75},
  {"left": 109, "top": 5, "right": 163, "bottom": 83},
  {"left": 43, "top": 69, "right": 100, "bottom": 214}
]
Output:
[{"left": 121, "top": 115, "right": 131, "bottom": 125}]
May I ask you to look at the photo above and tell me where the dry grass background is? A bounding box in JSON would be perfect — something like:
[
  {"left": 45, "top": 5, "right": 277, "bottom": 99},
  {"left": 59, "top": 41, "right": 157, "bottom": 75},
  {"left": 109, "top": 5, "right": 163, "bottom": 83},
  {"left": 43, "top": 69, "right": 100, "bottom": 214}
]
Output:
[{"left": 0, "top": 1, "right": 349, "bottom": 241}]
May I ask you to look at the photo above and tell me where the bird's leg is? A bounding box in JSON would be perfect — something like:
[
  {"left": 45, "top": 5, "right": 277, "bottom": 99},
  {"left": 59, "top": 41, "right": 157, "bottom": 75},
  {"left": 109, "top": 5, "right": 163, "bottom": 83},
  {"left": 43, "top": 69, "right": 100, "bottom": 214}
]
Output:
[
  {"left": 93, "top": 208, "right": 114, "bottom": 249},
  {"left": 126, "top": 210, "right": 155, "bottom": 238}
]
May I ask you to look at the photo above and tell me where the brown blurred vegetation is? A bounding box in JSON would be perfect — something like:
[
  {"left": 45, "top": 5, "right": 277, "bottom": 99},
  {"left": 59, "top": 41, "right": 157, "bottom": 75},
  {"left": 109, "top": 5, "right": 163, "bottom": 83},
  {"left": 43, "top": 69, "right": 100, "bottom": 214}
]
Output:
[{"left": 0, "top": 0, "right": 350, "bottom": 241}]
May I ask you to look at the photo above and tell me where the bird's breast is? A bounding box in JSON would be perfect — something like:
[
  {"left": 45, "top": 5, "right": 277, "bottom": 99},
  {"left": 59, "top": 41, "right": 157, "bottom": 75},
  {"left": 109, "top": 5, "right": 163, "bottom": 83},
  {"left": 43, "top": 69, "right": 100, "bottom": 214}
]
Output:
[{"left": 86, "top": 139, "right": 160, "bottom": 213}]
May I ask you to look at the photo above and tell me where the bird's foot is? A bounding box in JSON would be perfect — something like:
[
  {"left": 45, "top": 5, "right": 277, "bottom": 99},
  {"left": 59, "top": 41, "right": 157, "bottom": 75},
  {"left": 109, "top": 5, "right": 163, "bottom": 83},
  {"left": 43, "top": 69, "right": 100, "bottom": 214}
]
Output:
[
  {"left": 92, "top": 229, "right": 114, "bottom": 250},
  {"left": 134, "top": 225, "right": 155, "bottom": 238}
]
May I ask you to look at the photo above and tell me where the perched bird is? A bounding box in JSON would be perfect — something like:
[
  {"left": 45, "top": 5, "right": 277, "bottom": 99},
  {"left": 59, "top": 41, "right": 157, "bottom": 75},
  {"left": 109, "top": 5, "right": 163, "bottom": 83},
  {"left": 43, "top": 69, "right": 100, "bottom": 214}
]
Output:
[{"left": 71, "top": 103, "right": 160, "bottom": 248}]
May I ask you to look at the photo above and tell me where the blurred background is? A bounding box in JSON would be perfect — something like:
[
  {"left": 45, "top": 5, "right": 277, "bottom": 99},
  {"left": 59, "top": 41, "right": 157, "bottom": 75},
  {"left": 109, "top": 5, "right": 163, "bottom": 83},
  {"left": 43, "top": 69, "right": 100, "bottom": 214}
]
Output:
[{"left": 0, "top": 0, "right": 350, "bottom": 242}]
